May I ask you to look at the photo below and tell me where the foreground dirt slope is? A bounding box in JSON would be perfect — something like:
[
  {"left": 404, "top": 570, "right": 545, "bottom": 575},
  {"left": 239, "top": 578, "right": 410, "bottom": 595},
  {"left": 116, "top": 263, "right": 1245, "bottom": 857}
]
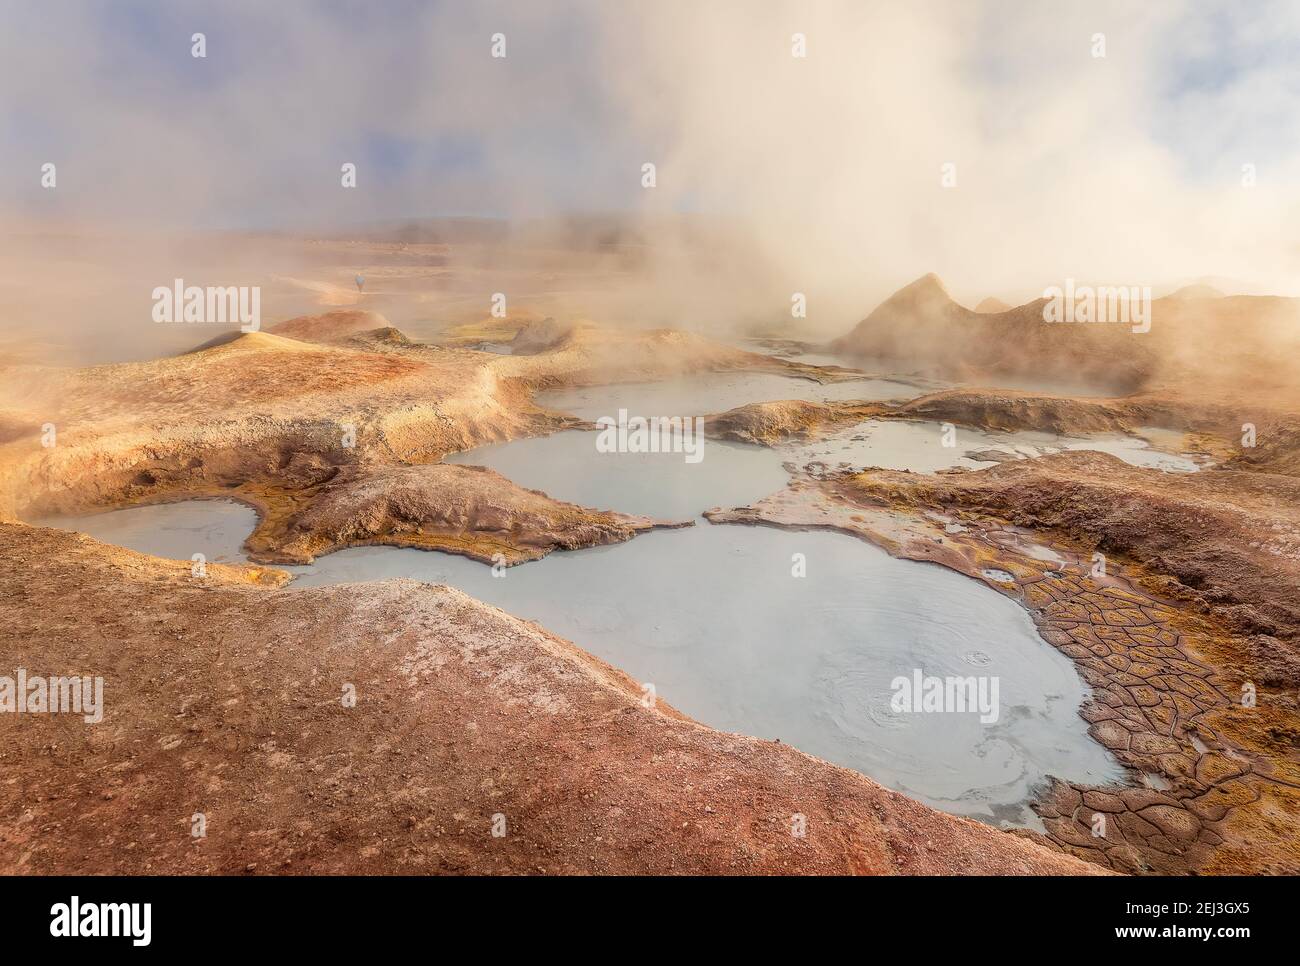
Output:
[{"left": 0, "top": 523, "right": 1101, "bottom": 875}]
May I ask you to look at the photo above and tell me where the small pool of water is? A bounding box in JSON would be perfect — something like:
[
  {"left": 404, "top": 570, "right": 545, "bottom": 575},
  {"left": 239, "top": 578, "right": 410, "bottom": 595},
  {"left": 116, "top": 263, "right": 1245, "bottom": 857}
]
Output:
[
  {"left": 41, "top": 370, "right": 1176, "bottom": 830},
  {"left": 446, "top": 431, "right": 790, "bottom": 520},
  {"left": 785, "top": 421, "right": 1204, "bottom": 474},
  {"left": 1057, "top": 434, "right": 1204, "bottom": 472},
  {"left": 539, "top": 370, "right": 921, "bottom": 421},
  {"left": 40, "top": 499, "right": 1124, "bottom": 826},
  {"left": 44, "top": 500, "right": 262, "bottom": 564},
  {"left": 788, "top": 420, "right": 994, "bottom": 474},
  {"left": 538, "top": 378, "right": 1204, "bottom": 476}
]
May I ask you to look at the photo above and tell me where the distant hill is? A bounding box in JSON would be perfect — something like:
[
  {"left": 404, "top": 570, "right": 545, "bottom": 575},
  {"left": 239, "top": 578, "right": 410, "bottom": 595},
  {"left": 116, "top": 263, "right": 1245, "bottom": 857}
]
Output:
[
  {"left": 831, "top": 273, "right": 1300, "bottom": 398},
  {"left": 1166, "top": 284, "right": 1225, "bottom": 300},
  {"left": 830, "top": 273, "right": 1147, "bottom": 392}
]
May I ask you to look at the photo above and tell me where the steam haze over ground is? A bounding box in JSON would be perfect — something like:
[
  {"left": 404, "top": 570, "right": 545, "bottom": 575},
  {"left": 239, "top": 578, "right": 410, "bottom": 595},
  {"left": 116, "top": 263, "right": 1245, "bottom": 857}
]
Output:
[
  {"left": 9, "top": 2, "right": 1300, "bottom": 889},
  {"left": 2, "top": 0, "right": 1298, "bottom": 359}
]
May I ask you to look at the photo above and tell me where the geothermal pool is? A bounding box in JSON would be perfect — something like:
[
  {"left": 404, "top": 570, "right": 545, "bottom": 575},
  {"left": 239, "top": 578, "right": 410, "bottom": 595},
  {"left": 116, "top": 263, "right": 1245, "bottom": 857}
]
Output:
[
  {"left": 445, "top": 419, "right": 1199, "bottom": 523},
  {"left": 787, "top": 421, "right": 1205, "bottom": 475},
  {"left": 537, "top": 370, "right": 1203, "bottom": 481},
  {"left": 39, "top": 369, "right": 1219, "bottom": 826},
  {"left": 537, "top": 370, "right": 922, "bottom": 420},
  {"left": 445, "top": 432, "right": 789, "bottom": 519},
  {"left": 43, "top": 496, "right": 1122, "bottom": 827},
  {"left": 47, "top": 386, "right": 1176, "bottom": 827},
  {"left": 42, "top": 369, "right": 1223, "bottom": 827}
]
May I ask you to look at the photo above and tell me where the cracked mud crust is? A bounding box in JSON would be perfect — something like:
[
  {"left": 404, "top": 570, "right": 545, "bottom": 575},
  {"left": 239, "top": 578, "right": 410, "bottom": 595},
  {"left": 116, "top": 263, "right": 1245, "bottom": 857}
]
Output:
[
  {"left": 8, "top": 301, "right": 1299, "bottom": 876},
  {"left": 706, "top": 469, "right": 1300, "bottom": 875},
  {"left": 0, "top": 308, "right": 1116, "bottom": 875}
]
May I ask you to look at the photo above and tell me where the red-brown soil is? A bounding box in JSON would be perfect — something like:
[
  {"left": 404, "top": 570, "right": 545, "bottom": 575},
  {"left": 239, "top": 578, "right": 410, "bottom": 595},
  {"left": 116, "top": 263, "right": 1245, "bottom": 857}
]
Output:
[{"left": 0, "top": 523, "right": 1103, "bottom": 876}]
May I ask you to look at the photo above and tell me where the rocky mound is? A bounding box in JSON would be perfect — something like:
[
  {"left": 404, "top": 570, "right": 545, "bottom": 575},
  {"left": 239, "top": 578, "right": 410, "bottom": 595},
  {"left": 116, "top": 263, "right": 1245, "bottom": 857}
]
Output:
[
  {"left": 267, "top": 309, "right": 394, "bottom": 345},
  {"left": 705, "top": 399, "right": 887, "bottom": 445},
  {"left": 1167, "top": 284, "right": 1224, "bottom": 299},
  {"left": 238, "top": 462, "right": 689, "bottom": 565},
  {"left": 507, "top": 316, "right": 582, "bottom": 354},
  {"left": 897, "top": 389, "right": 1135, "bottom": 435},
  {"left": 0, "top": 523, "right": 1104, "bottom": 876},
  {"left": 1223, "top": 421, "right": 1300, "bottom": 477}
]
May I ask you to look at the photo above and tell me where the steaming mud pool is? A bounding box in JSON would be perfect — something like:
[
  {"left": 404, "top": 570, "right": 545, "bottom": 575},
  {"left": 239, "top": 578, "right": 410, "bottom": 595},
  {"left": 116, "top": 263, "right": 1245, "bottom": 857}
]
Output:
[
  {"left": 50, "top": 408, "right": 1195, "bottom": 826},
  {"left": 49, "top": 371, "right": 1241, "bottom": 827}
]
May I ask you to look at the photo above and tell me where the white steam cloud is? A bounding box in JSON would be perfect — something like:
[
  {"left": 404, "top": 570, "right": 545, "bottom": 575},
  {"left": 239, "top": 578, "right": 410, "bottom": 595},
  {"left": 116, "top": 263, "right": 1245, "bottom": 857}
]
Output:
[{"left": 1, "top": 0, "right": 1297, "bottom": 351}]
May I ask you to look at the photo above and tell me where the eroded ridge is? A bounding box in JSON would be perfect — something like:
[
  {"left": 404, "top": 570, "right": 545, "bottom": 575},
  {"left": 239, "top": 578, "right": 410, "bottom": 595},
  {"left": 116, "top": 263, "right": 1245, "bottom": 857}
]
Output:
[{"left": 1, "top": 312, "right": 828, "bottom": 561}]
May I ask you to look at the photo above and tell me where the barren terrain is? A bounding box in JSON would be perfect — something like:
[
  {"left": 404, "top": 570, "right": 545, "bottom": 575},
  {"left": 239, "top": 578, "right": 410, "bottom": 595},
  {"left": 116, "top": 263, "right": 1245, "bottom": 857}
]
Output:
[
  {"left": 0, "top": 523, "right": 1101, "bottom": 875},
  {"left": 5, "top": 267, "right": 1300, "bottom": 876}
]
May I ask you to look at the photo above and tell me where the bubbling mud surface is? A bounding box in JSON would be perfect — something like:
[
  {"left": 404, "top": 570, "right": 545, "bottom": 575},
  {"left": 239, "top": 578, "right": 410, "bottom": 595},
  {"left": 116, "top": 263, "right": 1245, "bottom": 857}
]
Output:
[{"left": 44, "top": 361, "right": 1222, "bottom": 831}]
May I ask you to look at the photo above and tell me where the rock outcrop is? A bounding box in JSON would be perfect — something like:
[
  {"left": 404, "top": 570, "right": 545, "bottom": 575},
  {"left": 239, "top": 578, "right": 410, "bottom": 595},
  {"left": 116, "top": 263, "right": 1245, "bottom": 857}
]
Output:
[
  {"left": 236, "top": 462, "right": 690, "bottom": 565},
  {"left": 705, "top": 399, "right": 888, "bottom": 446}
]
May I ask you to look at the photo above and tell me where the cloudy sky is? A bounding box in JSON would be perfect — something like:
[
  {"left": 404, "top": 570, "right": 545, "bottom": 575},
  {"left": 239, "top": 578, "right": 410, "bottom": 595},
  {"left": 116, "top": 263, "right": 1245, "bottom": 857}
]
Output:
[{"left": 2, "top": 0, "right": 1298, "bottom": 299}]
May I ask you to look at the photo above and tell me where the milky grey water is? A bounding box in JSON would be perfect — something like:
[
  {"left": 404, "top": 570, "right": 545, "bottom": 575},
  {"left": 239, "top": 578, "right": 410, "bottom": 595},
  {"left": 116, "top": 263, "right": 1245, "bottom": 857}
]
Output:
[
  {"left": 445, "top": 432, "right": 789, "bottom": 520},
  {"left": 443, "top": 420, "right": 1199, "bottom": 525},
  {"left": 538, "top": 371, "right": 1204, "bottom": 479},
  {"left": 42, "top": 425, "right": 1127, "bottom": 827},
  {"left": 43, "top": 365, "right": 1204, "bottom": 827},
  {"left": 538, "top": 370, "right": 921, "bottom": 421},
  {"left": 788, "top": 420, "right": 1205, "bottom": 475},
  {"left": 292, "top": 524, "right": 1124, "bottom": 824}
]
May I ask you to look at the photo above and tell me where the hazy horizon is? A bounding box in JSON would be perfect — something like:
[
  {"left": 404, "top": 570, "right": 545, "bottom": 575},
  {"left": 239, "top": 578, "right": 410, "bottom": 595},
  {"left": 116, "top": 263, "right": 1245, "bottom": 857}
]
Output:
[{"left": 3, "top": 0, "right": 1300, "bottom": 360}]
